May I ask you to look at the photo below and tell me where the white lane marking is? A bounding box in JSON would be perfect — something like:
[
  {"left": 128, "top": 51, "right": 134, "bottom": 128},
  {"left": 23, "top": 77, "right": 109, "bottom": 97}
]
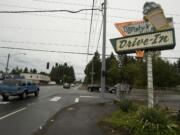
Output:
[
  {"left": 74, "top": 98, "right": 79, "bottom": 103},
  {"left": 0, "top": 102, "right": 10, "bottom": 104},
  {"left": 0, "top": 107, "right": 26, "bottom": 120},
  {"left": 80, "top": 96, "right": 98, "bottom": 98},
  {"left": 50, "top": 97, "right": 61, "bottom": 102}
]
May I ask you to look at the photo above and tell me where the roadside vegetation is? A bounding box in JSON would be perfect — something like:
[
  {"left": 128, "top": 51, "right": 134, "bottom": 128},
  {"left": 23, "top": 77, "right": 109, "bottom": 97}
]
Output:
[
  {"left": 84, "top": 51, "right": 180, "bottom": 90},
  {"left": 99, "top": 100, "right": 180, "bottom": 135}
]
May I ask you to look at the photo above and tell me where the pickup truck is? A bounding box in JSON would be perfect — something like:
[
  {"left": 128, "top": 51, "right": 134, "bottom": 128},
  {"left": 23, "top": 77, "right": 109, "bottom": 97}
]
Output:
[
  {"left": 87, "top": 84, "right": 109, "bottom": 92},
  {"left": 0, "top": 79, "right": 40, "bottom": 101}
]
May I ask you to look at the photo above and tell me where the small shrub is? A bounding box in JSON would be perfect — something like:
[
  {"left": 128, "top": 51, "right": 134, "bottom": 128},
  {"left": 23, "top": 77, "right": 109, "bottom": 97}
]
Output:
[
  {"left": 119, "top": 100, "right": 138, "bottom": 112},
  {"left": 135, "top": 108, "right": 178, "bottom": 135}
]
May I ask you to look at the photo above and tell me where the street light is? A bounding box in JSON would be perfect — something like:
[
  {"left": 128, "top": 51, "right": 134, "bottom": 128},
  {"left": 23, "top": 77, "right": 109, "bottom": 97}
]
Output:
[
  {"left": 5, "top": 53, "right": 26, "bottom": 77},
  {"left": 143, "top": 2, "right": 169, "bottom": 31}
]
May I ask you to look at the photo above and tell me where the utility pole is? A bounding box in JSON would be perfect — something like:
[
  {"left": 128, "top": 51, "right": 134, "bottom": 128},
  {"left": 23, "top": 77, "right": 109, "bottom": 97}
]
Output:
[
  {"left": 147, "top": 51, "right": 154, "bottom": 108},
  {"left": 101, "top": 0, "right": 107, "bottom": 103},
  {"left": 5, "top": 53, "right": 10, "bottom": 79}
]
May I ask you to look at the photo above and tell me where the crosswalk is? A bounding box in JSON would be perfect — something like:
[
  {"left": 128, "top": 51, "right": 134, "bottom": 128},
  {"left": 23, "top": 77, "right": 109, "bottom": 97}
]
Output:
[
  {"left": 49, "top": 95, "right": 98, "bottom": 103},
  {"left": 49, "top": 96, "right": 61, "bottom": 102},
  {"left": 0, "top": 101, "right": 9, "bottom": 104},
  {"left": 0, "top": 95, "right": 100, "bottom": 105}
]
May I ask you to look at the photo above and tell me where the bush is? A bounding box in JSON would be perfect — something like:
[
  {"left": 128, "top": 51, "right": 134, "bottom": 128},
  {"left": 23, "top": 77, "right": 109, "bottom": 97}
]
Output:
[
  {"left": 135, "top": 108, "right": 178, "bottom": 135},
  {"left": 104, "top": 109, "right": 136, "bottom": 133},
  {"left": 119, "top": 100, "right": 138, "bottom": 112}
]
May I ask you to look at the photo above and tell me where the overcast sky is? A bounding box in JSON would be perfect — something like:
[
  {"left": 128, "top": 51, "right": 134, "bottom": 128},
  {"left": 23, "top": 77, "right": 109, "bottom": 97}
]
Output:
[{"left": 0, "top": 0, "right": 180, "bottom": 80}]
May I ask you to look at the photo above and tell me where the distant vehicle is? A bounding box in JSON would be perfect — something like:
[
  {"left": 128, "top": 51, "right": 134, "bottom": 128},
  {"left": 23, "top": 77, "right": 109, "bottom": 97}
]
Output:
[
  {"left": 63, "top": 83, "right": 70, "bottom": 89},
  {"left": 0, "top": 79, "right": 40, "bottom": 101},
  {"left": 108, "top": 83, "right": 132, "bottom": 94},
  {"left": 70, "top": 83, "right": 75, "bottom": 87},
  {"left": 88, "top": 84, "right": 109, "bottom": 92}
]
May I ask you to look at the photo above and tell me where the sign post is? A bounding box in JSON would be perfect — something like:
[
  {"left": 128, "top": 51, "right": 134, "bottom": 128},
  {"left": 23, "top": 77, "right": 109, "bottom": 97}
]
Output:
[{"left": 147, "top": 51, "right": 154, "bottom": 108}]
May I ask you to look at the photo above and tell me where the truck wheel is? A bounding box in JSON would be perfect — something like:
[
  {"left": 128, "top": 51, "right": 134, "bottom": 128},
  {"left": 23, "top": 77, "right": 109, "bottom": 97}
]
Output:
[
  {"left": 2, "top": 95, "right": 9, "bottom": 101},
  {"left": 34, "top": 90, "right": 39, "bottom": 97},
  {"left": 20, "top": 92, "right": 27, "bottom": 100}
]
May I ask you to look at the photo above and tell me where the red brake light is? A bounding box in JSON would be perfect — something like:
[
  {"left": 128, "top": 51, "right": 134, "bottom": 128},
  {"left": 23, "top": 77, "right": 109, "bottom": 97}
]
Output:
[{"left": 18, "top": 87, "right": 21, "bottom": 91}]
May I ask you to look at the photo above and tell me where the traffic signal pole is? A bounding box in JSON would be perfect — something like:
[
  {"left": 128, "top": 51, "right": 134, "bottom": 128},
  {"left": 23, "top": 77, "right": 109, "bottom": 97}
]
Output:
[{"left": 101, "top": 0, "right": 107, "bottom": 103}]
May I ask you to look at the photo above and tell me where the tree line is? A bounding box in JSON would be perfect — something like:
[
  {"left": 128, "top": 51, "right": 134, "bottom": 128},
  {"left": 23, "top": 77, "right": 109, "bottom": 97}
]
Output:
[
  {"left": 10, "top": 67, "right": 38, "bottom": 74},
  {"left": 84, "top": 51, "right": 180, "bottom": 89},
  {"left": 8, "top": 63, "right": 76, "bottom": 84},
  {"left": 50, "top": 63, "right": 76, "bottom": 84}
]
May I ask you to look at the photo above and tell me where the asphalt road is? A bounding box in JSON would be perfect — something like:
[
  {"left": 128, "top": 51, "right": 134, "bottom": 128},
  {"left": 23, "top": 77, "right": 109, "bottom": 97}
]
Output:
[
  {"left": 1, "top": 86, "right": 179, "bottom": 135},
  {"left": 0, "top": 85, "right": 115, "bottom": 135}
]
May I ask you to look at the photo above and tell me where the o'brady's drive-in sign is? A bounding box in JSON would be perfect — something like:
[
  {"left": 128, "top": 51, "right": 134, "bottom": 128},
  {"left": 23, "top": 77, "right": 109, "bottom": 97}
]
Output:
[
  {"left": 110, "top": 29, "right": 175, "bottom": 54},
  {"left": 115, "top": 18, "right": 173, "bottom": 37}
]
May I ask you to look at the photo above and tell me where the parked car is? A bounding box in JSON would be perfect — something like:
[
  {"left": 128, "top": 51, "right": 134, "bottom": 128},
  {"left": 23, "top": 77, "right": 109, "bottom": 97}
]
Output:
[
  {"left": 63, "top": 83, "right": 70, "bottom": 89},
  {"left": 0, "top": 79, "right": 40, "bottom": 100},
  {"left": 70, "top": 83, "right": 75, "bottom": 87}
]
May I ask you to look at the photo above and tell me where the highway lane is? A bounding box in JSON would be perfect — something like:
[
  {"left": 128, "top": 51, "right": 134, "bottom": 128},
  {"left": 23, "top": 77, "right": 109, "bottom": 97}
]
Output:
[{"left": 0, "top": 85, "right": 115, "bottom": 135}]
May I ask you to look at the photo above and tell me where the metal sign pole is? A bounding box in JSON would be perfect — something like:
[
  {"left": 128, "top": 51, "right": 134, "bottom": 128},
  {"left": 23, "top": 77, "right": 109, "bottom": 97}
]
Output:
[{"left": 147, "top": 51, "right": 154, "bottom": 108}]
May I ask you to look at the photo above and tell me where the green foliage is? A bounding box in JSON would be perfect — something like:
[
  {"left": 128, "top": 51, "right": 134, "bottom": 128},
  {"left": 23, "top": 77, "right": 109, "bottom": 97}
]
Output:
[
  {"left": 50, "top": 62, "right": 76, "bottom": 84},
  {"left": 106, "top": 53, "right": 120, "bottom": 86},
  {"left": 104, "top": 102, "right": 179, "bottom": 135},
  {"left": 119, "top": 100, "right": 138, "bottom": 112},
  {"left": 84, "top": 51, "right": 180, "bottom": 88},
  {"left": 84, "top": 51, "right": 101, "bottom": 84},
  {"left": 135, "top": 108, "right": 178, "bottom": 135},
  {"left": 105, "top": 109, "right": 136, "bottom": 132},
  {"left": 10, "top": 66, "right": 23, "bottom": 75}
]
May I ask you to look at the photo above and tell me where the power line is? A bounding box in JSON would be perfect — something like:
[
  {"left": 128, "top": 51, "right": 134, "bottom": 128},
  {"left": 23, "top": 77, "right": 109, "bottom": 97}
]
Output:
[
  {"left": 1, "top": 4, "right": 180, "bottom": 24},
  {"left": 0, "top": 46, "right": 94, "bottom": 55},
  {"left": 108, "top": 7, "right": 180, "bottom": 17},
  {"left": 92, "top": 3, "right": 103, "bottom": 49},
  {"left": 87, "top": 0, "right": 96, "bottom": 62},
  {"left": 33, "top": 0, "right": 97, "bottom": 7},
  {"left": 96, "top": 19, "right": 103, "bottom": 51},
  {"left": 0, "top": 46, "right": 179, "bottom": 60},
  {"left": 0, "top": 40, "right": 103, "bottom": 48},
  {"left": 0, "top": 8, "right": 102, "bottom": 14},
  {"left": 0, "top": 26, "right": 89, "bottom": 34},
  {"left": 32, "top": 0, "right": 180, "bottom": 17}
]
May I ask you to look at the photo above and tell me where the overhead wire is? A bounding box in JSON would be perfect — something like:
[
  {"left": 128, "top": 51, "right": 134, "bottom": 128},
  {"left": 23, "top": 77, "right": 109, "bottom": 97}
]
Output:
[
  {"left": 0, "top": 8, "right": 102, "bottom": 14},
  {"left": 87, "top": 0, "right": 95, "bottom": 62},
  {"left": 31, "top": 0, "right": 180, "bottom": 17},
  {"left": 0, "top": 46, "right": 179, "bottom": 60},
  {"left": 0, "top": 46, "right": 94, "bottom": 55},
  {"left": 91, "top": 0, "right": 102, "bottom": 50},
  {"left": 96, "top": 19, "right": 103, "bottom": 51},
  {"left": 1, "top": 3, "right": 180, "bottom": 24},
  {"left": 0, "top": 40, "right": 106, "bottom": 48}
]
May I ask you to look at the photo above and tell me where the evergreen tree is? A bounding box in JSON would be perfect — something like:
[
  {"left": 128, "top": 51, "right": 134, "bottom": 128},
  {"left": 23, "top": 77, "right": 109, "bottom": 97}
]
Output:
[
  {"left": 23, "top": 67, "right": 29, "bottom": 73},
  {"left": 84, "top": 51, "right": 101, "bottom": 84}
]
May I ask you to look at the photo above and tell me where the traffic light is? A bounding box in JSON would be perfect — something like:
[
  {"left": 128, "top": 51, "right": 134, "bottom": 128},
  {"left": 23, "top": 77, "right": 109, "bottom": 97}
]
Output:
[{"left": 46, "top": 62, "right": 49, "bottom": 69}]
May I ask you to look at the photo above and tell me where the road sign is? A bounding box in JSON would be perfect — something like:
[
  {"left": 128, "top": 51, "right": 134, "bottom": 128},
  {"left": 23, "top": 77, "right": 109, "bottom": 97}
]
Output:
[
  {"left": 115, "top": 18, "right": 173, "bottom": 36},
  {"left": 110, "top": 29, "right": 175, "bottom": 54}
]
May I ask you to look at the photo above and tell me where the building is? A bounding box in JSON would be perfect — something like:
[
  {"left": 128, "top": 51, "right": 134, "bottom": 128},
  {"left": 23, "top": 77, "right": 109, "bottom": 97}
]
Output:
[{"left": 20, "top": 73, "right": 50, "bottom": 84}]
